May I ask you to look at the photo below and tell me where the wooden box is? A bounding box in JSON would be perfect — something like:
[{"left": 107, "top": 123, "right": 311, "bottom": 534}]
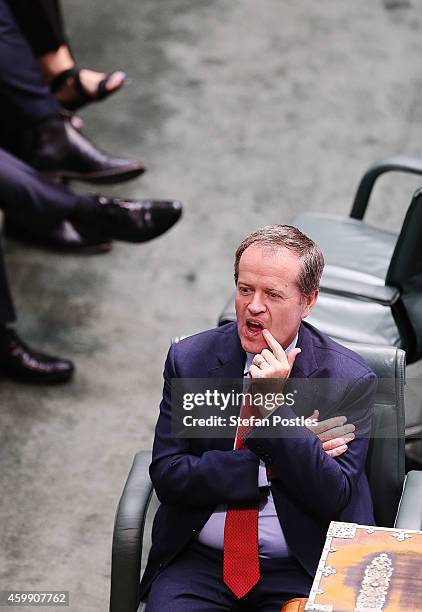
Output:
[{"left": 305, "top": 521, "right": 422, "bottom": 611}]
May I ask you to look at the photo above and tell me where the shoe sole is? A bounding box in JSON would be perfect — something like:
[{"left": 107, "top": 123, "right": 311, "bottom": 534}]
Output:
[
  {"left": 40, "top": 164, "right": 145, "bottom": 185},
  {"left": 4, "top": 230, "right": 113, "bottom": 255},
  {"left": 0, "top": 368, "right": 74, "bottom": 385}
]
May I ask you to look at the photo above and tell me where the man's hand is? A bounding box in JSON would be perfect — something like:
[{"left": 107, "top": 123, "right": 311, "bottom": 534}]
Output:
[
  {"left": 247, "top": 329, "right": 301, "bottom": 417},
  {"left": 247, "top": 329, "right": 355, "bottom": 457},
  {"left": 249, "top": 329, "right": 301, "bottom": 380},
  {"left": 307, "top": 409, "right": 355, "bottom": 458}
]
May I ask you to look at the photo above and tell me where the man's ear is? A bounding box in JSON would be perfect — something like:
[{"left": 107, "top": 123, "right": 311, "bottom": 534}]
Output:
[{"left": 301, "top": 289, "right": 319, "bottom": 319}]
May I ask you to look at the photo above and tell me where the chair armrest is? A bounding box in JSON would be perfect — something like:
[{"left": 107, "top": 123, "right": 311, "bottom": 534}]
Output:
[
  {"left": 320, "top": 268, "right": 400, "bottom": 306},
  {"left": 351, "top": 156, "right": 422, "bottom": 219},
  {"left": 110, "top": 451, "right": 153, "bottom": 612},
  {"left": 394, "top": 471, "right": 422, "bottom": 530}
]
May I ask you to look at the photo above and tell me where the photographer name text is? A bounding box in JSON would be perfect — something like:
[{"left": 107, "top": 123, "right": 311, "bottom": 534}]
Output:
[{"left": 182, "top": 415, "right": 317, "bottom": 428}]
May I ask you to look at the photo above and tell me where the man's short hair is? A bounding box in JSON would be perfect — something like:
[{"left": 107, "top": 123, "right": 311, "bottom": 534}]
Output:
[{"left": 234, "top": 224, "right": 324, "bottom": 297}]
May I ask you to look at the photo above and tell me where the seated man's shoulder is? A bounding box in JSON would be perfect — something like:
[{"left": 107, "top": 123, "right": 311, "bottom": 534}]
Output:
[
  {"left": 170, "top": 322, "right": 238, "bottom": 363},
  {"left": 303, "top": 321, "right": 375, "bottom": 380},
  {"left": 173, "top": 322, "right": 236, "bottom": 348}
]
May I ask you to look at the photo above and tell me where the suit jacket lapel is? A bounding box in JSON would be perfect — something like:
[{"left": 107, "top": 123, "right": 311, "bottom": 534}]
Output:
[
  {"left": 204, "top": 324, "right": 245, "bottom": 451},
  {"left": 208, "top": 324, "right": 245, "bottom": 380},
  {"left": 284, "top": 322, "right": 320, "bottom": 418},
  {"left": 290, "top": 322, "right": 318, "bottom": 379}
]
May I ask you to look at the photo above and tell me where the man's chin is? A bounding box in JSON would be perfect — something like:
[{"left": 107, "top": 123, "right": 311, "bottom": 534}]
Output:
[{"left": 239, "top": 334, "right": 266, "bottom": 355}]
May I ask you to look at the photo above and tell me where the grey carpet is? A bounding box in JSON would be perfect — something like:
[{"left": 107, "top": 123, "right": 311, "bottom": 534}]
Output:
[{"left": 1, "top": 1, "right": 422, "bottom": 610}]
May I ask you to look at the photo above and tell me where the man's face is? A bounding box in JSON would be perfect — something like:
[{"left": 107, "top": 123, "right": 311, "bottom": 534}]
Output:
[{"left": 235, "top": 244, "right": 318, "bottom": 354}]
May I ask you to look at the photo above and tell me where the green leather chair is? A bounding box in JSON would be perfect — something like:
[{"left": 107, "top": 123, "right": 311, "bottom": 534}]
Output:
[
  {"left": 109, "top": 344, "right": 422, "bottom": 612},
  {"left": 219, "top": 157, "right": 422, "bottom": 365}
]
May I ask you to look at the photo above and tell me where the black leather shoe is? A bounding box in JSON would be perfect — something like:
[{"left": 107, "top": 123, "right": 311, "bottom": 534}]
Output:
[
  {"left": 0, "top": 328, "right": 74, "bottom": 384},
  {"left": 4, "top": 219, "right": 112, "bottom": 254},
  {"left": 22, "top": 116, "right": 145, "bottom": 184},
  {"left": 74, "top": 197, "right": 183, "bottom": 243}
]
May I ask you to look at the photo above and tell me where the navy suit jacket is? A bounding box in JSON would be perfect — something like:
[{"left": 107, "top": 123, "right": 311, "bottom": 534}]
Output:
[{"left": 140, "top": 321, "right": 377, "bottom": 598}]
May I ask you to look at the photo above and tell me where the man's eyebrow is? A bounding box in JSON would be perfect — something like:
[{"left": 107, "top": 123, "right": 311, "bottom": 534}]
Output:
[
  {"left": 266, "top": 284, "right": 299, "bottom": 297},
  {"left": 265, "top": 286, "right": 286, "bottom": 295},
  {"left": 238, "top": 281, "right": 291, "bottom": 294}
]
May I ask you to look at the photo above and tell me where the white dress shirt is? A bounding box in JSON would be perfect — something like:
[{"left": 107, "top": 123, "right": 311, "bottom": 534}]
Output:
[{"left": 197, "top": 335, "right": 298, "bottom": 558}]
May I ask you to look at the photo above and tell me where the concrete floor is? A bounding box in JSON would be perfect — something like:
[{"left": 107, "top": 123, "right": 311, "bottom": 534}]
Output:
[{"left": 1, "top": 1, "right": 422, "bottom": 610}]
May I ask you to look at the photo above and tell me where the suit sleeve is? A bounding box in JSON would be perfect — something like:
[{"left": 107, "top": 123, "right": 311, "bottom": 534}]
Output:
[
  {"left": 244, "top": 371, "right": 376, "bottom": 520},
  {"left": 149, "top": 344, "right": 260, "bottom": 507}
]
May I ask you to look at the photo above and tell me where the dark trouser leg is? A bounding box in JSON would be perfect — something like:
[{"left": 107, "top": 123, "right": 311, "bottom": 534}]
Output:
[
  {"left": 0, "top": 241, "right": 16, "bottom": 325},
  {"left": 0, "top": 147, "right": 86, "bottom": 232},
  {"left": 145, "top": 542, "right": 312, "bottom": 612},
  {"left": 243, "top": 556, "right": 312, "bottom": 612},
  {"left": 0, "top": 244, "right": 74, "bottom": 381},
  {"left": 0, "top": 0, "right": 59, "bottom": 137},
  {"left": 145, "top": 543, "right": 237, "bottom": 612},
  {"left": 6, "top": 0, "right": 67, "bottom": 56}
]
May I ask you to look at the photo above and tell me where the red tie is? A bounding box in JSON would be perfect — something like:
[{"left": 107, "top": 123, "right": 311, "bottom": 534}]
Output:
[{"left": 223, "top": 393, "right": 260, "bottom": 599}]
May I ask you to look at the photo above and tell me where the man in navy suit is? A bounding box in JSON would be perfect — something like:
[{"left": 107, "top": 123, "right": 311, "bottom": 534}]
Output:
[{"left": 141, "top": 225, "right": 376, "bottom": 611}]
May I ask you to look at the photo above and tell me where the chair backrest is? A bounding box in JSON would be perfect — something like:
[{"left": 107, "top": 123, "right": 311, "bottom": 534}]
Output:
[
  {"left": 387, "top": 188, "right": 422, "bottom": 290},
  {"left": 343, "top": 343, "right": 406, "bottom": 527}
]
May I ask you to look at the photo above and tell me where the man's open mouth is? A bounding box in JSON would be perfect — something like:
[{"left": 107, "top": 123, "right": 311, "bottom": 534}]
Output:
[{"left": 246, "top": 320, "right": 264, "bottom": 332}]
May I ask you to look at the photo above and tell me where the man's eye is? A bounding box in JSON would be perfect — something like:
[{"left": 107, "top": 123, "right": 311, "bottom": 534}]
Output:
[
  {"left": 269, "top": 292, "right": 281, "bottom": 299},
  {"left": 238, "top": 287, "right": 251, "bottom": 295}
]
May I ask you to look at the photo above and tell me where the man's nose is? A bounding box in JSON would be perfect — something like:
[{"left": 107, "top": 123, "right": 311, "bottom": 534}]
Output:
[{"left": 247, "top": 293, "right": 266, "bottom": 314}]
